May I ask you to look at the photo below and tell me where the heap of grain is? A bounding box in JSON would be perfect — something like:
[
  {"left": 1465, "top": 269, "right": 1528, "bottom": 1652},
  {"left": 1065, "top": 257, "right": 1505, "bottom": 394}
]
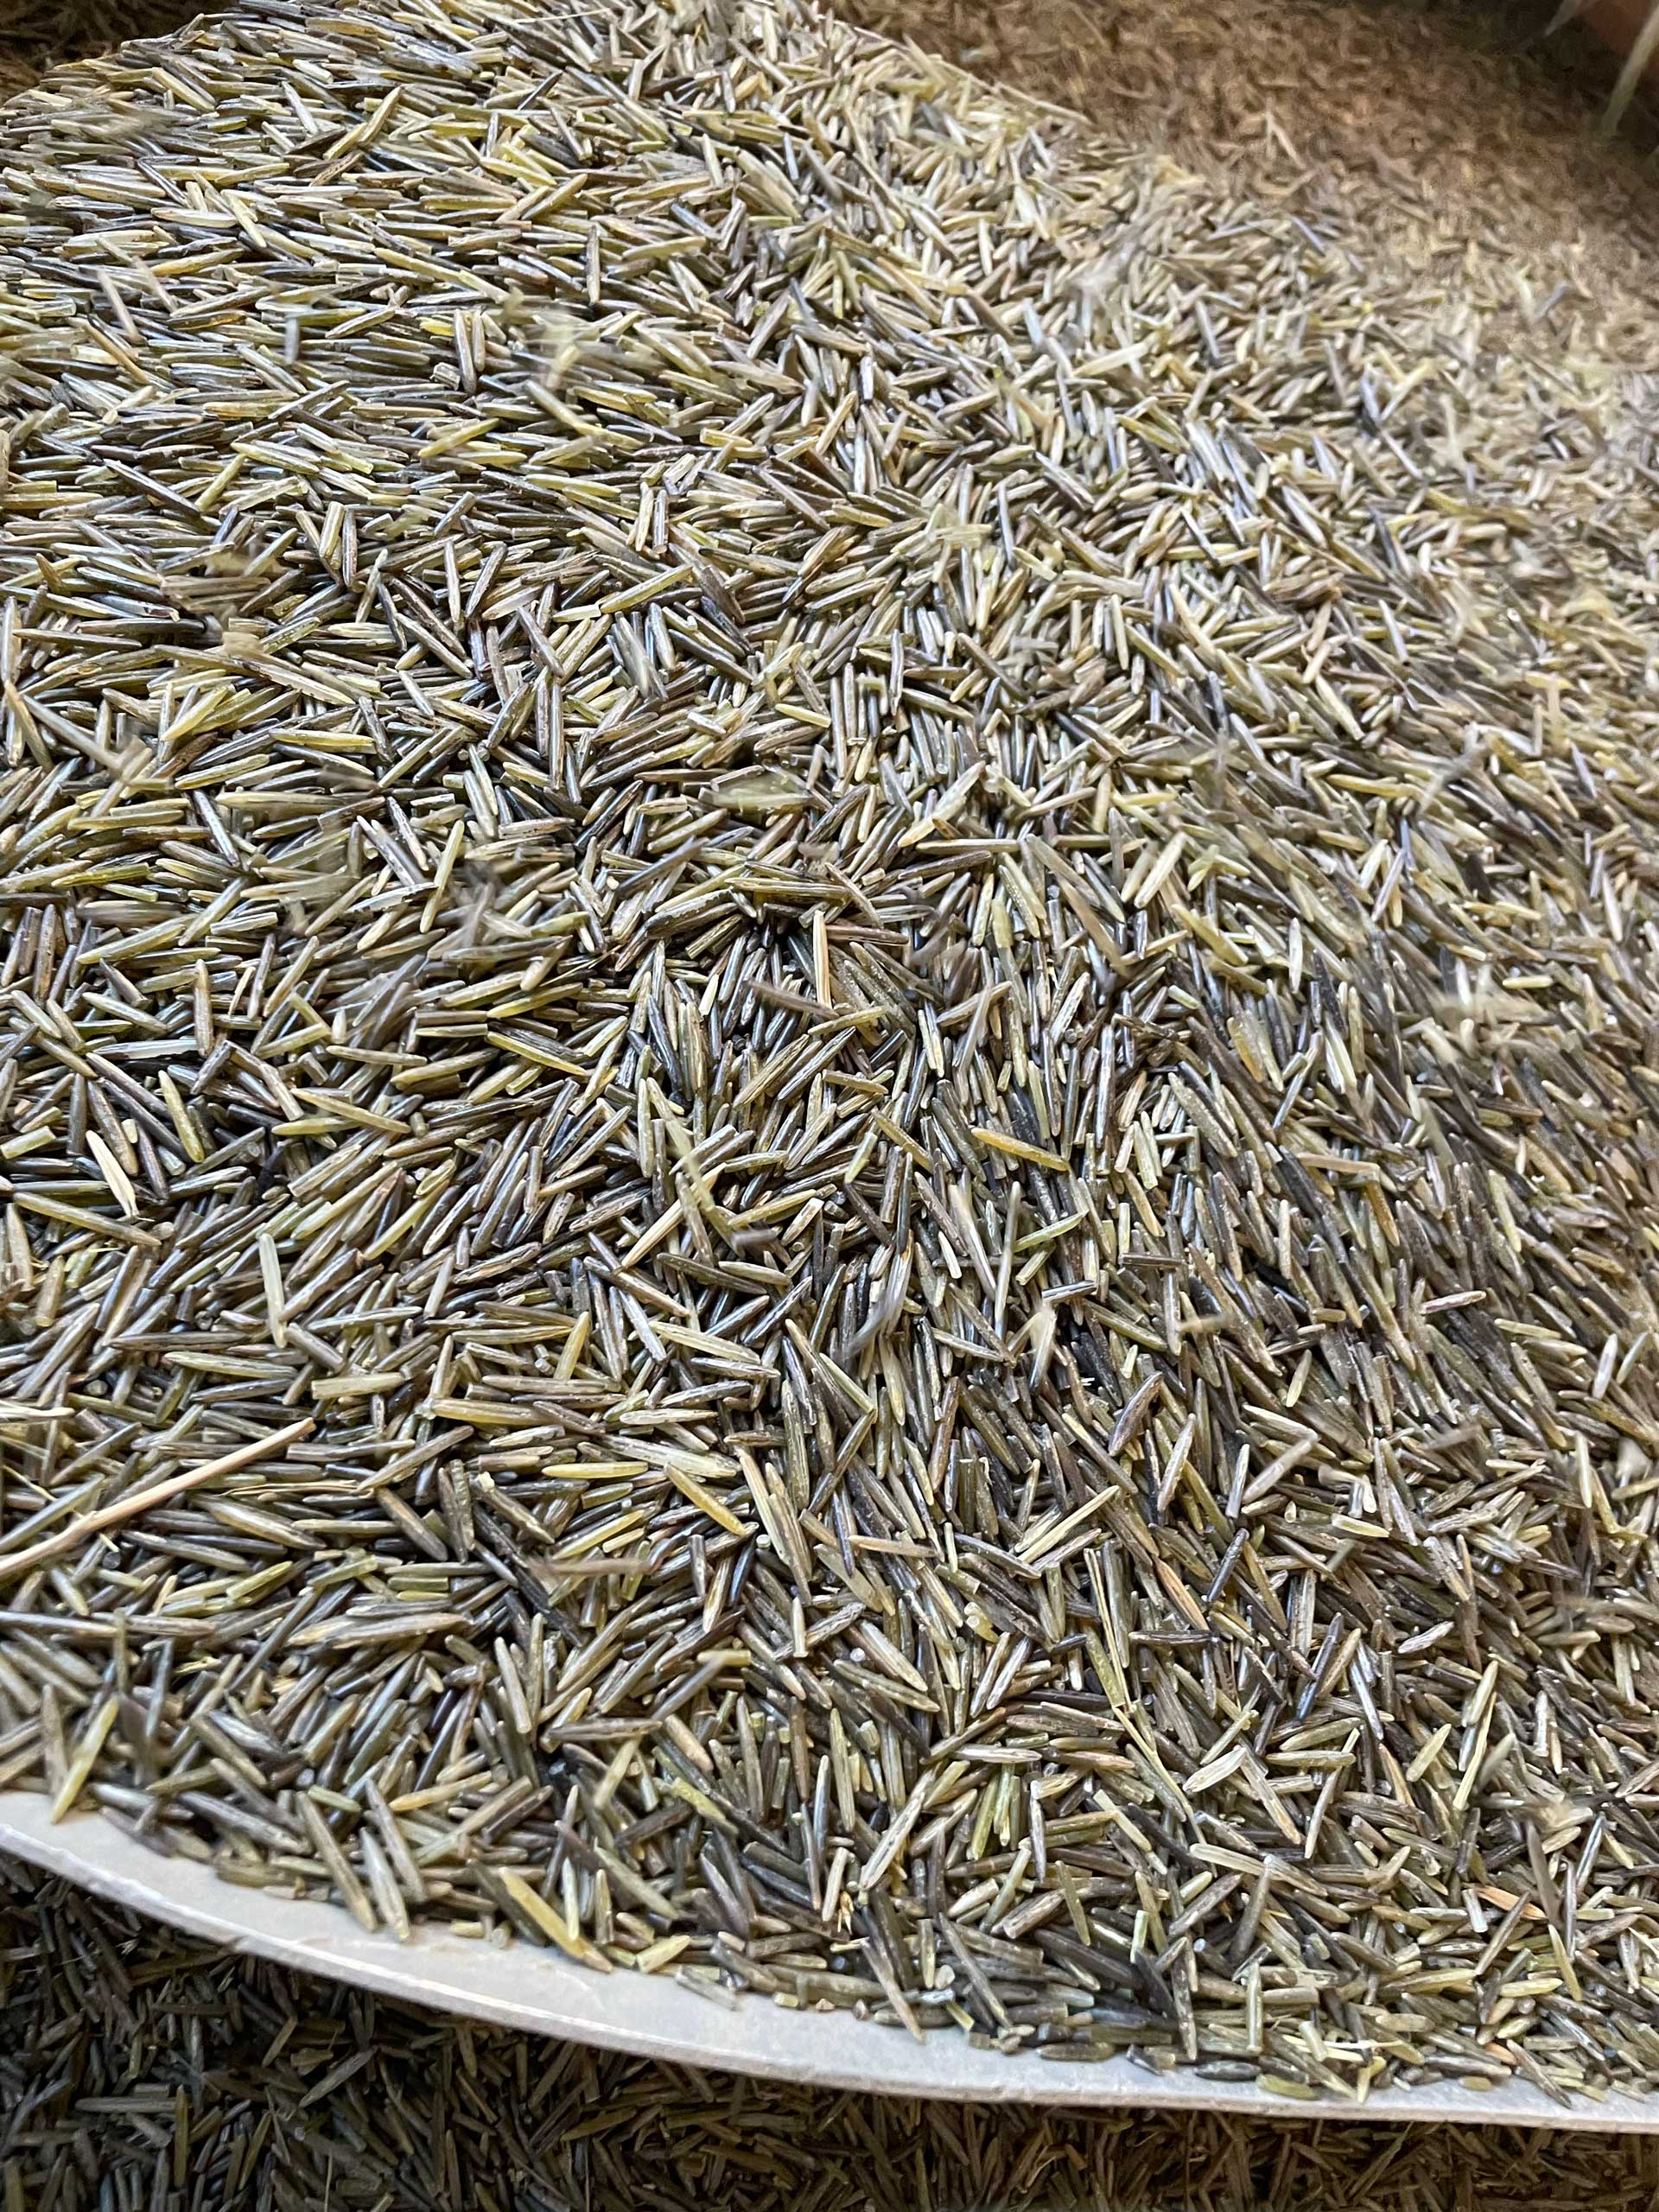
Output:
[{"left": 2, "top": 0, "right": 1657, "bottom": 2101}]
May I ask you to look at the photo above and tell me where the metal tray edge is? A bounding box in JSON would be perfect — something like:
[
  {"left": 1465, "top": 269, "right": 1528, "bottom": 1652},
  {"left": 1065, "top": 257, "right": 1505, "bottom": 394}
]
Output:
[{"left": 2, "top": 1793, "right": 1647, "bottom": 2128}]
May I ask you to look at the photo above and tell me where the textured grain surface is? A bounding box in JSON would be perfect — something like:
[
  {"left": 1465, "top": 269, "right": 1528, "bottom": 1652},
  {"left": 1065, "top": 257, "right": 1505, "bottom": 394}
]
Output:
[
  {"left": 839, "top": 0, "right": 1659, "bottom": 359},
  {"left": 3, "top": 0, "right": 1659, "bottom": 2107}
]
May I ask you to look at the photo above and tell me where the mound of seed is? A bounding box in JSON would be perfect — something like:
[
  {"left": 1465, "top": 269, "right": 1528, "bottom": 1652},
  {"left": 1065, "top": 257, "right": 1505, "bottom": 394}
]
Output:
[
  {"left": 841, "top": 0, "right": 1659, "bottom": 366},
  {"left": 3, "top": 0, "right": 1659, "bottom": 2102}
]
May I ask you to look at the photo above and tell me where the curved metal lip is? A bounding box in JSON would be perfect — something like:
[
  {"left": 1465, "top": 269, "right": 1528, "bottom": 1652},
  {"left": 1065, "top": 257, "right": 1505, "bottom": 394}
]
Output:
[{"left": 1, "top": 1789, "right": 1647, "bottom": 2129}]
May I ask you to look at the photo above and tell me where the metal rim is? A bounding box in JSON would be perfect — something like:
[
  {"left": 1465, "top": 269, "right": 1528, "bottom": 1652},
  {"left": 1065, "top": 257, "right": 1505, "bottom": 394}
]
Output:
[{"left": 3, "top": 1792, "right": 1649, "bottom": 2128}]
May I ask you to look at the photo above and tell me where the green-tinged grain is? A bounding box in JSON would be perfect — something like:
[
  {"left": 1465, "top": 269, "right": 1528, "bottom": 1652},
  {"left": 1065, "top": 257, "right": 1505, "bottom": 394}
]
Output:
[{"left": 1, "top": 0, "right": 1657, "bottom": 2106}]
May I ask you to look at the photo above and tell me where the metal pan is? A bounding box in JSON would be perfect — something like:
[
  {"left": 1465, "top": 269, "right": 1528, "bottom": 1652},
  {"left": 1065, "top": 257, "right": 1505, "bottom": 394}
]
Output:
[{"left": 2, "top": 1789, "right": 1649, "bottom": 2129}]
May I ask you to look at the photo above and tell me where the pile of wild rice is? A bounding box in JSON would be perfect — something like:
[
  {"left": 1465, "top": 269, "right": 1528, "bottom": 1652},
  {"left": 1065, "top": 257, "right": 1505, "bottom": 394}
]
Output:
[
  {"left": 3, "top": 0, "right": 1658, "bottom": 2104},
  {"left": 7, "top": 1853, "right": 1659, "bottom": 2212},
  {"left": 837, "top": 0, "right": 1659, "bottom": 346}
]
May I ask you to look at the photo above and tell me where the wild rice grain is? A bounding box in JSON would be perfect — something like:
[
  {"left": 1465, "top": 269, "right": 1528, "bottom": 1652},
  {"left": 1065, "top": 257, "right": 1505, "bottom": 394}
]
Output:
[{"left": 1, "top": 0, "right": 1658, "bottom": 2102}]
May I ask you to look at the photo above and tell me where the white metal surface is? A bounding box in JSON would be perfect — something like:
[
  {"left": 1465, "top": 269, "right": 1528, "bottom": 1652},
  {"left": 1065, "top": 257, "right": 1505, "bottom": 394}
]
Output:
[{"left": 2, "top": 1790, "right": 1647, "bottom": 2128}]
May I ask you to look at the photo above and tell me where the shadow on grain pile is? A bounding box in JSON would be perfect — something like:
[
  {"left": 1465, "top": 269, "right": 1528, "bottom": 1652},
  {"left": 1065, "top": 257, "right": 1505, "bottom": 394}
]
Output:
[{"left": 0, "top": 0, "right": 217, "bottom": 92}]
